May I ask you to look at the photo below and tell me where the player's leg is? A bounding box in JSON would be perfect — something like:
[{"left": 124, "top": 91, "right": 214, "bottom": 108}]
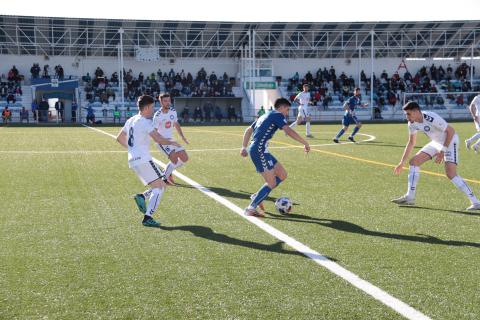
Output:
[
  {"left": 290, "top": 113, "right": 303, "bottom": 129},
  {"left": 246, "top": 154, "right": 281, "bottom": 216},
  {"left": 348, "top": 120, "right": 362, "bottom": 143},
  {"left": 164, "top": 148, "right": 188, "bottom": 181},
  {"left": 305, "top": 115, "right": 313, "bottom": 137},
  {"left": 392, "top": 150, "right": 432, "bottom": 205},
  {"left": 443, "top": 140, "right": 480, "bottom": 210},
  {"left": 333, "top": 119, "right": 349, "bottom": 142},
  {"left": 143, "top": 177, "right": 167, "bottom": 227},
  {"left": 465, "top": 122, "right": 480, "bottom": 150}
]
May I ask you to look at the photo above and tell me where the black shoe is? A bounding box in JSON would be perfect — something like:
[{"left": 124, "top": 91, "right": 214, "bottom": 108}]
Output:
[
  {"left": 333, "top": 138, "right": 339, "bottom": 143},
  {"left": 348, "top": 136, "right": 356, "bottom": 143}
]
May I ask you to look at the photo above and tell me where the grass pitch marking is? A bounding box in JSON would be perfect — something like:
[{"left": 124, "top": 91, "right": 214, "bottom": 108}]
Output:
[
  {"left": 189, "top": 128, "right": 480, "bottom": 185},
  {"left": 84, "top": 124, "right": 431, "bottom": 320}
]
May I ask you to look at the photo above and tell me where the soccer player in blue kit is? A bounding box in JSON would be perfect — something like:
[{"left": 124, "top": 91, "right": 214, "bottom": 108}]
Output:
[
  {"left": 333, "top": 87, "right": 368, "bottom": 143},
  {"left": 240, "top": 98, "right": 310, "bottom": 217}
]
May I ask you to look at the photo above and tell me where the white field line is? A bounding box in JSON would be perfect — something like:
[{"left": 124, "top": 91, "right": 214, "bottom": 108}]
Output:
[
  {"left": 83, "top": 124, "right": 430, "bottom": 320},
  {"left": 0, "top": 133, "right": 375, "bottom": 154}
]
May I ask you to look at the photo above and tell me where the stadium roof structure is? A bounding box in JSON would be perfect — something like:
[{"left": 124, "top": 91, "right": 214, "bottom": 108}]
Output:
[{"left": 0, "top": 15, "right": 479, "bottom": 59}]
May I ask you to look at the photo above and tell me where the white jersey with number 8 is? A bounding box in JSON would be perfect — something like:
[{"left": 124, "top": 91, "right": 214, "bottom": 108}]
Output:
[{"left": 122, "top": 114, "right": 155, "bottom": 168}]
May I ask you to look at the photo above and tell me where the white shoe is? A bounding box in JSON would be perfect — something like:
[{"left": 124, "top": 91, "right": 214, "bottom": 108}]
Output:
[
  {"left": 465, "top": 139, "right": 472, "bottom": 150},
  {"left": 466, "top": 203, "right": 480, "bottom": 211},
  {"left": 391, "top": 195, "right": 415, "bottom": 205}
]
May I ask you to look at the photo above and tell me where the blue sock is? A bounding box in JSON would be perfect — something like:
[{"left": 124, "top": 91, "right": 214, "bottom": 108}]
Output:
[
  {"left": 351, "top": 126, "right": 360, "bottom": 137},
  {"left": 335, "top": 128, "right": 345, "bottom": 139},
  {"left": 250, "top": 184, "right": 272, "bottom": 208},
  {"left": 275, "top": 176, "right": 283, "bottom": 186}
]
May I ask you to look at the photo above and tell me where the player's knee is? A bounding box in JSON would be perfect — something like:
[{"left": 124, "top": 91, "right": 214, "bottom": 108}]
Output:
[
  {"left": 180, "top": 152, "right": 189, "bottom": 162},
  {"left": 357, "top": 123, "right": 362, "bottom": 128}
]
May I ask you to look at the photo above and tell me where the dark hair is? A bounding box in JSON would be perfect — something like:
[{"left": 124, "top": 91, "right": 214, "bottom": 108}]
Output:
[
  {"left": 402, "top": 101, "right": 421, "bottom": 111},
  {"left": 159, "top": 93, "right": 170, "bottom": 100},
  {"left": 354, "top": 87, "right": 361, "bottom": 92},
  {"left": 303, "top": 84, "right": 309, "bottom": 87},
  {"left": 137, "top": 95, "right": 155, "bottom": 111},
  {"left": 274, "top": 98, "right": 291, "bottom": 109}
]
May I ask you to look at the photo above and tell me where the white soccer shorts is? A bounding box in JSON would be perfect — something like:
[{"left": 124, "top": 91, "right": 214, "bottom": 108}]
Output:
[
  {"left": 156, "top": 143, "right": 185, "bottom": 156},
  {"left": 298, "top": 105, "right": 311, "bottom": 118},
  {"left": 418, "top": 135, "right": 459, "bottom": 164},
  {"left": 131, "top": 160, "right": 165, "bottom": 185}
]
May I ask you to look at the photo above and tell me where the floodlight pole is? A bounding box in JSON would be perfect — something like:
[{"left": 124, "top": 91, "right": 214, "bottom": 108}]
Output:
[
  {"left": 252, "top": 29, "right": 256, "bottom": 112},
  {"left": 471, "top": 44, "right": 474, "bottom": 85},
  {"left": 370, "top": 30, "right": 374, "bottom": 120},
  {"left": 358, "top": 47, "right": 361, "bottom": 90},
  {"left": 119, "top": 28, "right": 125, "bottom": 108}
]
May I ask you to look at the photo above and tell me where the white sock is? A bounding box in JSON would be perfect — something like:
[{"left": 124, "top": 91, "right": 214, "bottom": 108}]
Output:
[
  {"left": 451, "top": 175, "right": 479, "bottom": 204},
  {"left": 146, "top": 187, "right": 164, "bottom": 216},
  {"left": 468, "top": 132, "right": 480, "bottom": 142},
  {"left": 306, "top": 122, "right": 311, "bottom": 135},
  {"left": 289, "top": 121, "right": 297, "bottom": 129},
  {"left": 164, "top": 162, "right": 175, "bottom": 178},
  {"left": 406, "top": 166, "right": 420, "bottom": 199},
  {"left": 473, "top": 140, "right": 480, "bottom": 150}
]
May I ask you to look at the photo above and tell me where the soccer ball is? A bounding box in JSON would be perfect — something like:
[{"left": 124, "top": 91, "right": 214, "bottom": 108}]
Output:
[{"left": 275, "top": 197, "right": 292, "bottom": 214}]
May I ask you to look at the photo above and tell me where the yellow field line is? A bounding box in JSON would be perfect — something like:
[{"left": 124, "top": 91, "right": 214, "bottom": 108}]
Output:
[{"left": 187, "top": 128, "right": 480, "bottom": 185}]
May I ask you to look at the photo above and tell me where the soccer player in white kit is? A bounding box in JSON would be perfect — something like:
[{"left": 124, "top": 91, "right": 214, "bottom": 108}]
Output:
[
  {"left": 392, "top": 101, "right": 480, "bottom": 211},
  {"left": 152, "top": 93, "right": 189, "bottom": 185},
  {"left": 289, "top": 84, "right": 314, "bottom": 137},
  {"left": 116, "top": 95, "right": 181, "bottom": 227},
  {"left": 465, "top": 93, "right": 480, "bottom": 152}
]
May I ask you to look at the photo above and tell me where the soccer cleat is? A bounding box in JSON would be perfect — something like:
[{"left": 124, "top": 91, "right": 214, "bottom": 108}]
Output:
[
  {"left": 243, "top": 208, "right": 264, "bottom": 217},
  {"left": 465, "top": 139, "right": 472, "bottom": 150},
  {"left": 163, "top": 175, "right": 175, "bottom": 186},
  {"left": 142, "top": 217, "right": 161, "bottom": 227},
  {"left": 306, "top": 134, "right": 314, "bottom": 138},
  {"left": 348, "top": 136, "right": 356, "bottom": 143},
  {"left": 133, "top": 194, "right": 146, "bottom": 214},
  {"left": 250, "top": 194, "right": 265, "bottom": 211},
  {"left": 466, "top": 203, "right": 480, "bottom": 211},
  {"left": 391, "top": 195, "right": 415, "bottom": 205},
  {"left": 333, "top": 138, "right": 339, "bottom": 143}
]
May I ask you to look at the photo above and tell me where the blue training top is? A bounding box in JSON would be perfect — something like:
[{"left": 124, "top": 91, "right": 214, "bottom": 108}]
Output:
[
  {"left": 250, "top": 110, "right": 287, "bottom": 151},
  {"left": 345, "top": 95, "right": 362, "bottom": 114}
]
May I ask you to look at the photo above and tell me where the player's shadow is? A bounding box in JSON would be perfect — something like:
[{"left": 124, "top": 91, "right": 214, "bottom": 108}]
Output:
[
  {"left": 400, "top": 205, "right": 480, "bottom": 217},
  {"left": 173, "top": 183, "right": 277, "bottom": 202},
  {"left": 157, "top": 224, "right": 336, "bottom": 261},
  {"left": 263, "top": 212, "right": 480, "bottom": 248}
]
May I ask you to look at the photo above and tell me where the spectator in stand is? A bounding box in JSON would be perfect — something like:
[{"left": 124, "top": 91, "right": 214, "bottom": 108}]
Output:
[
  {"left": 214, "top": 105, "right": 223, "bottom": 122},
  {"left": 55, "top": 99, "right": 65, "bottom": 122},
  {"left": 54, "top": 65, "right": 64, "bottom": 80},
  {"left": 38, "top": 98, "right": 49, "bottom": 122},
  {"left": 6, "top": 93, "right": 15, "bottom": 104},
  {"left": 84, "top": 104, "right": 95, "bottom": 124},
  {"left": 30, "top": 63, "right": 41, "bottom": 79},
  {"left": 113, "top": 106, "right": 121, "bottom": 124},
  {"left": 20, "top": 107, "right": 29, "bottom": 123},
  {"left": 43, "top": 65, "right": 50, "bottom": 78},
  {"left": 71, "top": 100, "right": 77, "bottom": 123},
  {"left": 193, "top": 106, "right": 203, "bottom": 122},
  {"left": 227, "top": 105, "right": 238, "bottom": 122},
  {"left": 2, "top": 106, "right": 12, "bottom": 124},
  {"left": 31, "top": 100, "right": 38, "bottom": 122},
  {"left": 257, "top": 105, "right": 266, "bottom": 118},
  {"left": 94, "top": 67, "right": 104, "bottom": 79},
  {"left": 181, "top": 106, "right": 190, "bottom": 123},
  {"left": 203, "top": 102, "right": 212, "bottom": 122}
]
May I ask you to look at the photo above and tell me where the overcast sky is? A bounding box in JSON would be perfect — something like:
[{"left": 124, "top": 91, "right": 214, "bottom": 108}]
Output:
[{"left": 2, "top": 0, "right": 479, "bottom": 22}]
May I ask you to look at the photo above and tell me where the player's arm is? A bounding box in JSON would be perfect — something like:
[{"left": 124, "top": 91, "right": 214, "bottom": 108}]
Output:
[
  {"left": 149, "top": 130, "right": 180, "bottom": 147},
  {"left": 435, "top": 125, "right": 455, "bottom": 164},
  {"left": 283, "top": 125, "right": 310, "bottom": 153},
  {"left": 394, "top": 134, "right": 417, "bottom": 175},
  {"left": 116, "top": 128, "right": 128, "bottom": 148},
  {"left": 240, "top": 126, "right": 253, "bottom": 157},
  {"left": 173, "top": 121, "right": 189, "bottom": 144}
]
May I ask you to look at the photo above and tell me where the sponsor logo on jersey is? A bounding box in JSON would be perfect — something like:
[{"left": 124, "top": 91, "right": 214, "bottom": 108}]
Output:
[
  {"left": 170, "top": 115, "right": 174, "bottom": 120},
  {"left": 165, "top": 121, "right": 172, "bottom": 129},
  {"left": 424, "top": 126, "right": 430, "bottom": 132}
]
